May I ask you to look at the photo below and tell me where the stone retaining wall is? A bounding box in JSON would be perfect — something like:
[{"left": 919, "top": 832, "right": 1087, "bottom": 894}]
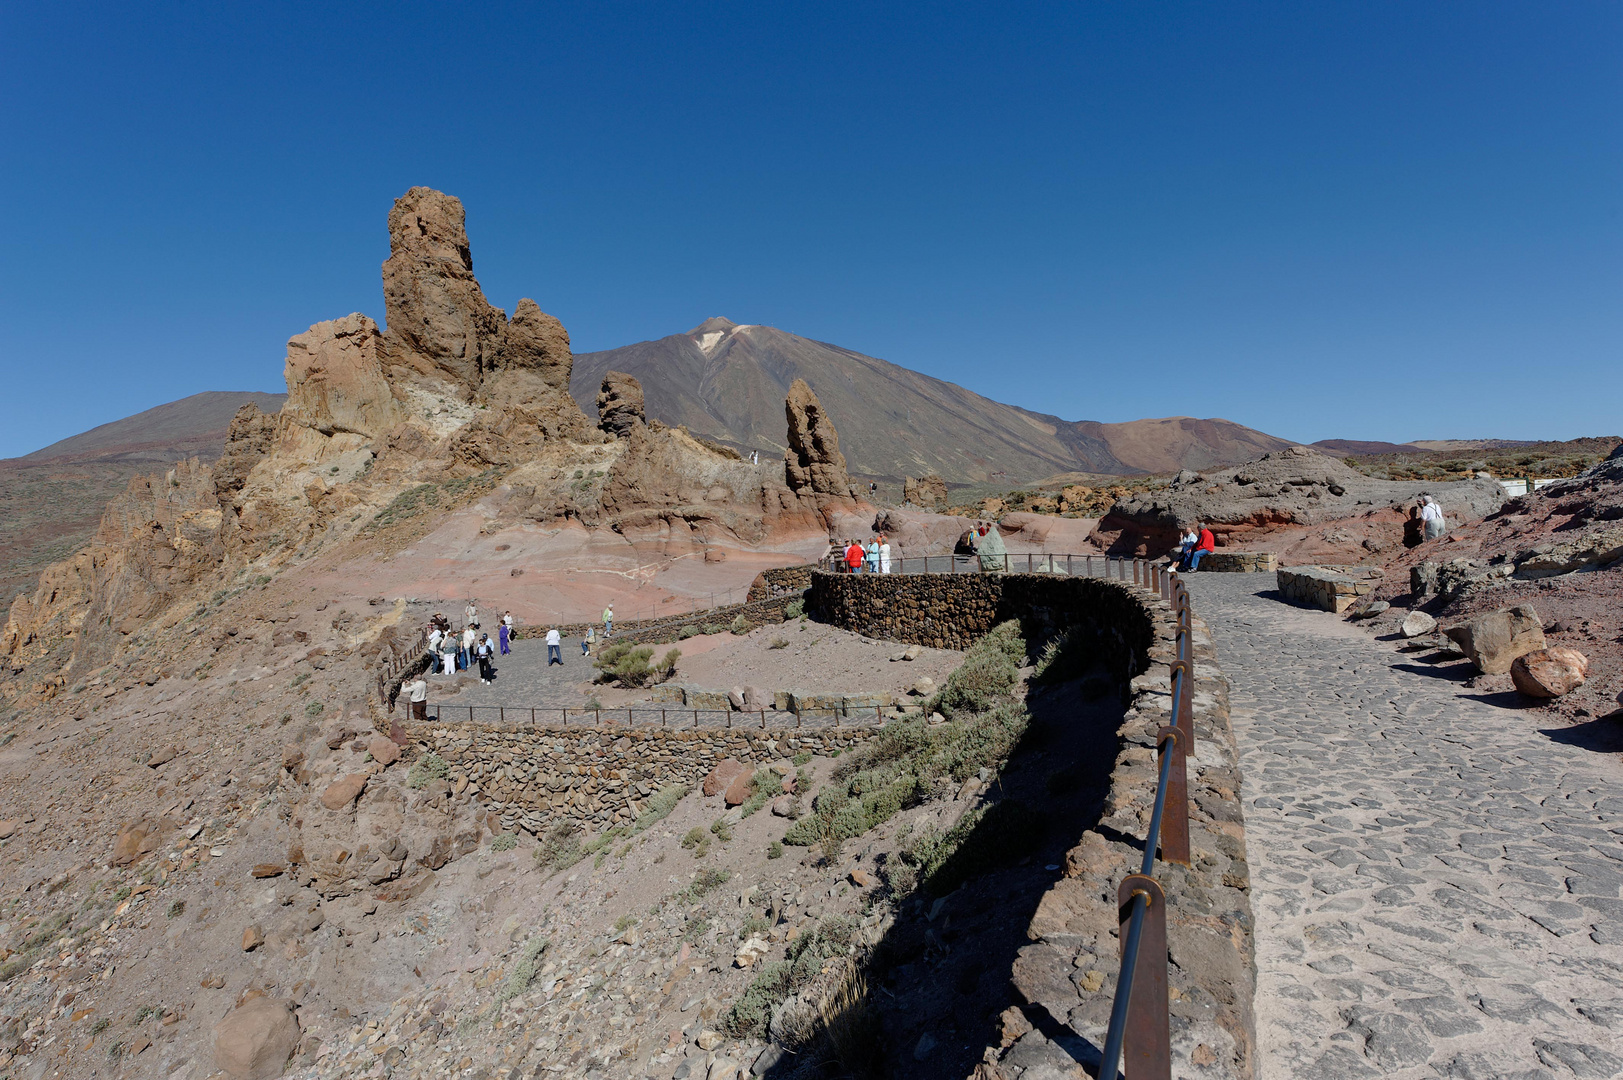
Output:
[
  {"left": 401, "top": 722, "right": 874, "bottom": 836},
  {"left": 1200, "top": 551, "right": 1277, "bottom": 573},
  {"left": 1276, "top": 565, "right": 1375, "bottom": 613},
  {"left": 812, "top": 571, "right": 1256, "bottom": 1079}
]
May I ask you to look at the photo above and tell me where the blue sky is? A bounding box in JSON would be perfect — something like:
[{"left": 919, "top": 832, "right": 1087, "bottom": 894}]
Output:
[{"left": 2, "top": 2, "right": 1619, "bottom": 458}]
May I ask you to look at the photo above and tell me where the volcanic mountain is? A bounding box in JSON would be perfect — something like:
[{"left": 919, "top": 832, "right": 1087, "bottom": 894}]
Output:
[{"left": 570, "top": 318, "right": 1294, "bottom": 486}]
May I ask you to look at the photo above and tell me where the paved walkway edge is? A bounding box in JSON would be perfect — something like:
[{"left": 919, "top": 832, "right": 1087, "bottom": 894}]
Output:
[{"left": 993, "top": 597, "right": 1259, "bottom": 1079}]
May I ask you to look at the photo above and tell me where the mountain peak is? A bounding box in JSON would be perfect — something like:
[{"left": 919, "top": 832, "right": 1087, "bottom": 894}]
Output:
[{"left": 688, "top": 316, "right": 738, "bottom": 336}]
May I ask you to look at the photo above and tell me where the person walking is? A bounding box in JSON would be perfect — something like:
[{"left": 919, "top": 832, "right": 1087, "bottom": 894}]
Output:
[
  {"left": 602, "top": 604, "right": 613, "bottom": 637},
  {"left": 498, "top": 619, "right": 510, "bottom": 656},
  {"left": 460, "top": 624, "right": 475, "bottom": 670},
  {"left": 476, "top": 634, "right": 495, "bottom": 683},
  {"left": 406, "top": 675, "right": 428, "bottom": 721},
  {"left": 502, "top": 610, "right": 514, "bottom": 639},
  {"left": 879, "top": 535, "right": 892, "bottom": 574},
  {"left": 582, "top": 625, "right": 595, "bottom": 656},
  {"left": 1420, "top": 496, "right": 1446, "bottom": 541},
  {"left": 546, "top": 627, "right": 563, "bottom": 666}
]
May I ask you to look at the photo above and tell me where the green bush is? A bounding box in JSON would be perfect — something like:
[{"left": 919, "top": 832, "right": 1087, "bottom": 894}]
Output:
[
  {"left": 677, "top": 625, "right": 699, "bottom": 640},
  {"left": 406, "top": 754, "right": 450, "bottom": 789},
  {"left": 633, "top": 783, "right": 688, "bottom": 832},
  {"left": 490, "top": 833, "right": 518, "bottom": 852},
  {"left": 729, "top": 614, "right": 751, "bottom": 635},
  {"left": 534, "top": 823, "right": 584, "bottom": 874},
  {"left": 739, "top": 770, "right": 778, "bottom": 818},
  {"left": 931, "top": 650, "right": 1018, "bottom": 718},
  {"left": 767, "top": 840, "right": 784, "bottom": 859},
  {"left": 724, "top": 915, "right": 857, "bottom": 1038},
  {"left": 710, "top": 817, "right": 734, "bottom": 843},
  {"left": 593, "top": 641, "right": 678, "bottom": 687},
  {"left": 784, "top": 599, "right": 805, "bottom": 620},
  {"left": 906, "top": 800, "right": 1042, "bottom": 896}
]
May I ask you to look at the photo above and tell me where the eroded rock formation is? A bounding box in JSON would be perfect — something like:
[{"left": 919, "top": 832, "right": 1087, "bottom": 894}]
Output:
[
  {"left": 784, "top": 379, "right": 856, "bottom": 511},
  {"left": 903, "top": 474, "right": 947, "bottom": 508},
  {"left": 597, "top": 371, "right": 646, "bottom": 437}
]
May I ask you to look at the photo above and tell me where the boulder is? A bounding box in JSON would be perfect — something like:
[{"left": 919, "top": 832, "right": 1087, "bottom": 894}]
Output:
[
  {"left": 242, "top": 924, "right": 265, "bottom": 952},
  {"left": 741, "top": 685, "right": 764, "bottom": 710},
  {"left": 1411, "top": 561, "right": 1439, "bottom": 598},
  {"left": 1351, "top": 600, "right": 1390, "bottom": 620},
  {"left": 911, "top": 677, "right": 937, "bottom": 697},
  {"left": 1510, "top": 648, "right": 1590, "bottom": 698},
  {"left": 902, "top": 474, "right": 947, "bottom": 508},
  {"left": 734, "top": 935, "right": 772, "bottom": 968},
  {"left": 770, "top": 796, "right": 794, "bottom": 817},
  {"left": 1399, "top": 611, "right": 1437, "bottom": 638},
  {"left": 366, "top": 735, "right": 400, "bottom": 766},
  {"left": 320, "top": 774, "right": 368, "bottom": 811},
  {"left": 1513, "top": 525, "right": 1623, "bottom": 579},
  {"left": 1444, "top": 605, "right": 1546, "bottom": 675},
  {"left": 596, "top": 371, "right": 646, "bottom": 437},
  {"left": 212, "top": 997, "right": 300, "bottom": 1079},
  {"left": 727, "top": 687, "right": 746, "bottom": 711},
  {"left": 723, "top": 770, "right": 755, "bottom": 807},
  {"left": 702, "top": 759, "right": 747, "bottom": 798}
]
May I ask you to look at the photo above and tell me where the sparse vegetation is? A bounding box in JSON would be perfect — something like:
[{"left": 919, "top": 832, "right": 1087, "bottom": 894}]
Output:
[
  {"left": 677, "top": 625, "right": 700, "bottom": 640},
  {"left": 632, "top": 783, "right": 688, "bottom": 832},
  {"left": 592, "top": 641, "right": 679, "bottom": 687},
  {"left": 489, "top": 833, "right": 517, "bottom": 852},
  {"left": 784, "top": 599, "right": 805, "bottom": 620},
  {"left": 534, "top": 822, "right": 584, "bottom": 874},
  {"left": 406, "top": 753, "right": 450, "bottom": 789},
  {"left": 493, "top": 935, "right": 548, "bottom": 1007},
  {"left": 729, "top": 613, "right": 751, "bottom": 635},
  {"left": 725, "top": 914, "right": 857, "bottom": 1039},
  {"left": 769, "top": 636, "right": 789, "bottom": 649},
  {"left": 709, "top": 817, "right": 733, "bottom": 842},
  {"left": 767, "top": 840, "right": 784, "bottom": 859}
]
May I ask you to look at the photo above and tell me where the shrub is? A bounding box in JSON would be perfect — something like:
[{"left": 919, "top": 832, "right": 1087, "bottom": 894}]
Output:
[
  {"left": 534, "top": 823, "right": 584, "bottom": 874},
  {"left": 792, "top": 751, "right": 813, "bottom": 766},
  {"left": 784, "top": 599, "right": 805, "bottom": 619},
  {"left": 710, "top": 818, "right": 734, "bottom": 843},
  {"left": 729, "top": 614, "right": 751, "bottom": 635},
  {"left": 931, "top": 651, "right": 1018, "bottom": 718},
  {"left": 490, "top": 833, "right": 518, "bottom": 852},
  {"left": 593, "top": 641, "right": 679, "bottom": 687},
  {"left": 303, "top": 700, "right": 324, "bottom": 718},
  {"left": 904, "top": 799, "right": 1042, "bottom": 896},
  {"left": 739, "top": 769, "right": 778, "bottom": 818},
  {"left": 677, "top": 625, "right": 699, "bottom": 640},
  {"left": 633, "top": 783, "right": 688, "bottom": 832},
  {"left": 769, "top": 637, "right": 789, "bottom": 650},
  {"left": 494, "top": 935, "right": 548, "bottom": 1006},
  {"left": 681, "top": 827, "right": 706, "bottom": 849},
  {"left": 767, "top": 840, "right": 784, "bottom": 859},
  {"left": 724, "top": 914, "right": 858, "bottom": 1039},
  {"left": 406, "top": 753, "right": 450, "bottom": 789}
]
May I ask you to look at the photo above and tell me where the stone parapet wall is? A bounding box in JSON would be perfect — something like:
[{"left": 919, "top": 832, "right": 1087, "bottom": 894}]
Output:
[
  {"left": 747, "top": 565, "right": 815, "bottom": 601},
  {"left": 809, "top": 571, "right": 1154, "bottom": 676},
  {"left": 402, "top": 721, "right": 874, "bottom": 836},
  {"left": 1200, "top": 551, "right": 1277, "bottom": 573},
  {"left": 995, "top": 599, "right": 1258, "bottom": 1079},
  {"left": 1277, "top": 565, "right": 1374, "bottom": 613}
]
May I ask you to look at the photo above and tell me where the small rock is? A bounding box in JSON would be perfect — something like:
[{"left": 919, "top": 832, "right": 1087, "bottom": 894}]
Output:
[
  {"left": 250, "top": 864, "right": 285, "bottom": 879},
  {"left": 734, "top": 935, "right": 771, "bottom": 968},
  {"left": 696, "top": 1030, "right": 724, "bottom": 1051},
  {"left": 708, "top": 1058, "right": 739, "bottom": 1080},
  {"left": 1399, "top": 611, "right": 1437, "bottom": 638},
  {"left": 1511, "top": 647, "right": 1590, "bottom": 698},
  {"left": 770, "top": 796, "right": 794, "bottom": 818},
  {"left": 902, "top": 644, "right": 923, "bottom": 661},
  {"left": 365, "top": 736, "right": 400, "bottom": 766},
  {"left": 849, "top": 868, "right": 875, "bottom": 889},
  {"left": 751, "top": 1044, "right": 786, "bottom": 1075},
  {"left": 211, "top": 996, "right": 299, "bottom": 1080},
  {"left": 319, "top": 774, "right": 367, "bottom": 811},
  {"left": 1351, "top": 600, "right": 1390, "bottom": 620},
  {"left": 147, "top": 747, "right": 178, "bottom": 768},
  {"left": 242, "top": 924, "right": 265, "bottom": 952},
  {"left": 325, "top": 729, "right": 357, "bottom": 751},
  {"left": 911, "top": 677, "right": 936, "bottom": 696},
  {"left": 0, "top": 820, "right": 16, "bottom": 840}
]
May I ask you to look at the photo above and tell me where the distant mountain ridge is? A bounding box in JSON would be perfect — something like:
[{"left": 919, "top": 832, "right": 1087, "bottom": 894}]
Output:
[
  {"left": 21, "top": 390, "right": 287, "bottom": 464},
  {"left": 572, "top": 318, "right": 1294, "bottom": 484}
]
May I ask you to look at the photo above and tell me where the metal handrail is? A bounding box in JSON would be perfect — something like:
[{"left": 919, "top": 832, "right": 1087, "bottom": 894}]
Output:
[{"left": 1096, "top": 567, "right": 1193, "bottom": 1080}]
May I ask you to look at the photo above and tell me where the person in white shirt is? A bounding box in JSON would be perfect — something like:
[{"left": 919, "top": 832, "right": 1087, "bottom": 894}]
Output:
[
  {"left": 461, "top": 625, "right": 475, "bottom": 669},
  {"left": 1420, "top": 496, "right": 1446, "bottom": 541},
  {"left": 464, "top": 601, "right": 478, "bottom": 627},
  {"left": 406, "top": 676, "right": 428, "bottom": 721},
  {"left": 878, "top": 536, "right": 892, "bottom": 574},
  {"left": 546, "top": 627, "right": 563, "bottom": 666},
  {"left": 440, "top": 635, "right": 458, "bottom": 676}
]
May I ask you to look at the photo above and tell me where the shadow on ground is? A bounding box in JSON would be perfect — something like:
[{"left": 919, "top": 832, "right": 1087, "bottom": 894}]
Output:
[
  {"left": 1540, "top": 712, "right": 1623, "bottom": 754},
  {"left": 765, "top": 676, "right": 1126, "bottom": 1079}
]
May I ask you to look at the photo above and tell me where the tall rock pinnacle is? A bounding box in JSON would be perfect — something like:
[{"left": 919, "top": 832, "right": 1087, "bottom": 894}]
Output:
[{"left": 784, "top": 378, "right": 855, "bottom": 509}]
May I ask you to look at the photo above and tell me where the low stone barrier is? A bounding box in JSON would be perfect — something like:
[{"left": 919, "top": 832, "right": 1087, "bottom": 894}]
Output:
[
  {"left": 1200, "top": 551, "right": 1277, "bottom": 573},
  {"left": 402, "top": 722, "right": 875, "bottom": 835},
  {"left": 1276, "top": 565, "right": 1375, "bottom": 613}
]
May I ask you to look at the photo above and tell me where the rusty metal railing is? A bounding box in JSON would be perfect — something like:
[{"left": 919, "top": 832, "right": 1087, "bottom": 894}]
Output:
[
  {"left": 818, "top": 551, "right": 1145, "bottom": 577},
  {"left": 1097, "top": 566, "right": 1192, "bottom": 1080}
]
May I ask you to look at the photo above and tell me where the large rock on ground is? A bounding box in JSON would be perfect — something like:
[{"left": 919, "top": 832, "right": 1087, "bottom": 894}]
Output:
[
  {"left": 212, "top": 997, "right": 300, "bottom": 1079},
  {"left": 1444, "top": 605, "right": 1546, "bottom": 675},
  {"left": 320, "top": 774, "right": 368, "bottom": 811},
  {"left": 597, "top": 371, "right": 646, "bottom": 437},
  {"left": 1510, "top": 648, "right": 1590, "bottom": 698},
  {"left": 702, "top": 759, "right": 747, "bottom": 798},
  {"left": 1399, "top": 611, "right": 1437, "bottom": 638},
  {"left": 784, "top": 379, "right": 856, "bottom": 510}
]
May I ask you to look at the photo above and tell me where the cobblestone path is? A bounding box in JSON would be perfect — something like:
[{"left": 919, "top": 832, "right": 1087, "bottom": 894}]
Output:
[
  {"left": 427, "top": 635, "right": 599, "bottom": 713},
  {"left": 1185, "top": 573, "right": 1623, "bottom": 1080}
]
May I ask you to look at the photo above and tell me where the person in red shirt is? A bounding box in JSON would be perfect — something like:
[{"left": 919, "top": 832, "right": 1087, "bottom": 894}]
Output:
[
  {"left": 846, "top": 540, "right": 865, "bottom": 573},
  {"left": 1186, "top": 524, "right": 1217, "bottom": 571}
]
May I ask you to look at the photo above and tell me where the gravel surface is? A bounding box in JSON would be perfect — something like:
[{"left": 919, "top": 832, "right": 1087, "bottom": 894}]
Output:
[{"left": 1186, "top": 572, "right": 1623, "bottom": 1080}]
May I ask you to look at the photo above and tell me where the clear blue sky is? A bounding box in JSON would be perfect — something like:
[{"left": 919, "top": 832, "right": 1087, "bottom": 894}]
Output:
[{"left": 2, "top": 2, "right": 1619, "bottom": 458}]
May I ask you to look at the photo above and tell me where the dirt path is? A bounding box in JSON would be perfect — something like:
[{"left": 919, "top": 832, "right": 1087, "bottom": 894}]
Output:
[{"left": 1185, "top": 573, "right": 1623, "bottom": 1080}]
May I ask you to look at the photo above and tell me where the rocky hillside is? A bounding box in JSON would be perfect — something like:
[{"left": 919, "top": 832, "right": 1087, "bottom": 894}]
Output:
[
  {"left": 571, "top": 318, "right": 1294, "bottom": 486},
  {"left": 0, "top": 392, "right": 288, "bottom": 605}
]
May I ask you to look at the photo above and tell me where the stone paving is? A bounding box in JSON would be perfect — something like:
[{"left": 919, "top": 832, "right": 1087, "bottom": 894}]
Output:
[
  {"left": 1184, "top": 573, "right": 1623, "bottom": 1080},
  {"left": 426, "top": 634, "right": 597, "bottom": 713}
]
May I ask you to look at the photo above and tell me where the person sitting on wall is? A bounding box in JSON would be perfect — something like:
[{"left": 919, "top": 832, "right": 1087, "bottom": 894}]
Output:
[
  {"left": 1170, "top": 524, "right": 1198, "bottom": 570},
  {"left": 1184, "top": 523, "right": 1217, "bottom": 572}
]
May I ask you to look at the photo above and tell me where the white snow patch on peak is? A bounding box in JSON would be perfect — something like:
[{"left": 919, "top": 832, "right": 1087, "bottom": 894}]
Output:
[{"left": 697, "top": 331, "right": 725, "bottom": 356}]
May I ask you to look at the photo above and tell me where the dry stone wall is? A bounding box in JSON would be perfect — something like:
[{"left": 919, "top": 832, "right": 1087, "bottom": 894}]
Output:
[
  {"left": 401, "top": 722, "right": 873, "bottom": 836},
  {"left": 812, "top": 570, "right": 1257, "bottom": 1080},
  {"left": 1276, "top": 565, "right": 1377, "bottom": 613},
  {"left": 1200, "top": 551, "right": 1277, "bottom": 572}
]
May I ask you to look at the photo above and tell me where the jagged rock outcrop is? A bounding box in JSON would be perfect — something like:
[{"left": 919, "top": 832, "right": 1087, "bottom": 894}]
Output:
[
  {"left": 283, "top": 313, "right": 407, "bottom": 443},
  {"left": 3, "top": 461, "right": 224, "bottom": 667},
  {"left": 597, "top": 371, "right": 646, "bottom": 437},
  {"left": 214, "top": 403, "right": 278, "bottom": 501},
  {"left": 1094, "top": 445, "right": 1506, "bottom": 556},
  {"left": 784, "top": 379, "right": 857, "bottom": 512},
  {"left": 903, "top": 474, "right": 947, "bottom": 508}
]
